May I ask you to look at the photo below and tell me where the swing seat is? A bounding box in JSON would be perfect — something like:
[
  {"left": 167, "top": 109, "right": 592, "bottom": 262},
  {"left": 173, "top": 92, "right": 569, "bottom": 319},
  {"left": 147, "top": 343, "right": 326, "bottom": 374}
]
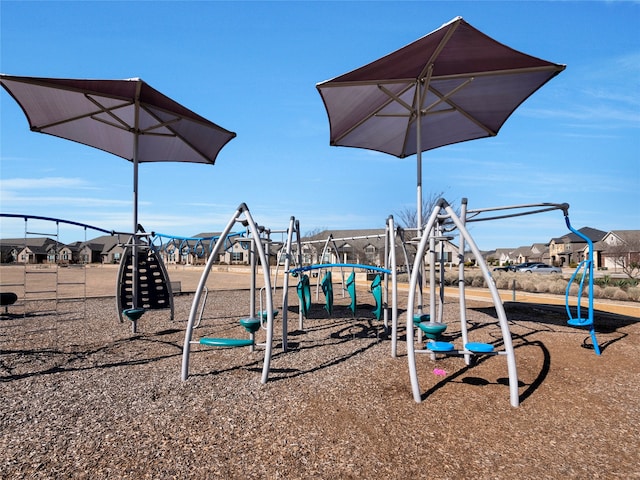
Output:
[
  {"left": 417, "top": 321, "right": 447, "bottom": 339},
  {"left": 239, "top": 317, "right": 262, "bottom": 333},
  {"left": 258, "top": 310, "right": 278, "bottom": 320},
  {"left": 297, "top": 274, "right": 311, "bottom": 317},
  {"left": 465, "top": 342, "right": 495, "bottom": 353},
  {"left": 426, "top": 341, "right": 455, "bottom": 352},
  {"left": 122, "top": 308, "right": 145, "bottom": 322},
  {"left": 322, "top": 271, "right": 334, "bottom": 316},
  {"left": 414, "top": 314, "right": 430, "bottom": 323},
  {"left": 346, "top": 271, "right": 357, "bottom": 316},
  {"left": 370, "top": 274, "right": 383, "bottom": 320},
  {"left": 568, "top": 318, "right": 593, "bottom": 327},
  {"left": 200, "top": 337, "right": 254, "bottom": 348}
]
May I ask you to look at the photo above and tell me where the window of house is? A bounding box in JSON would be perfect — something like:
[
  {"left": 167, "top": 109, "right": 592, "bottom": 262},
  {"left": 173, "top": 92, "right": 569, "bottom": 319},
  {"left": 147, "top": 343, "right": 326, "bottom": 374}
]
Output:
[{"left": 231, "top": 252, "right": 243, "bottom": 263}]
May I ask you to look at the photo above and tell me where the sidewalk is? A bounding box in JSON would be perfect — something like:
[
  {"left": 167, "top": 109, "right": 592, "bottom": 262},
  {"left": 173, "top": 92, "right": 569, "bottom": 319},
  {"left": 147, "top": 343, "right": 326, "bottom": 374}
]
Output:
[{"left": 430, "top": 285, "right": 638, "bottom": 318}]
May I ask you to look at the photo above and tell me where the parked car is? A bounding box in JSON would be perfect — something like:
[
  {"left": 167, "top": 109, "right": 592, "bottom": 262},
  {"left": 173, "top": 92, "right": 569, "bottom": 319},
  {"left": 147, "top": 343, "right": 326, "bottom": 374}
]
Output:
[
  {"left": 493, "top": 262, "right": 538, "bottom": 272},
  {"left": 517, "top": 263, "right": 562, "bottom": 274},
  {"left": 492, "top": 265, "right": 512, "bottom": 272}
]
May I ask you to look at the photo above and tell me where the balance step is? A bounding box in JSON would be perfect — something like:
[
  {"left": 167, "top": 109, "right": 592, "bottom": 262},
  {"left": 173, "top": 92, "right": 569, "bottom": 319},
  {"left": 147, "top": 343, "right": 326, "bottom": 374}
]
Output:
[
  {"left": 568, "top": 318, "right": 593, "bottom": 327},
  {"left": 464, "top": 342, "right": 495, "bottom": 353},
  {"left": 199, "top": 337, "right": 254, "bottom": 348},
  {"left": 426, "top": 341, "right": 455, "bottom": 352},
  {"left": 122, "top": 308, "right": 146, "bottom": 322},
  {"left": 239, "top": 317, "right": 262, "bottom": 333},
  {"left": 417, "top": 321, "right": 447, "bottom": 339}
]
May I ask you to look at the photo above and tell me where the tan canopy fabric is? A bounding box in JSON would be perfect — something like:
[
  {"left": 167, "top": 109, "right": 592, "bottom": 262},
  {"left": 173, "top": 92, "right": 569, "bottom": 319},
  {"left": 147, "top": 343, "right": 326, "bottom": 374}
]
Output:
[
  {"left": 317, "top": 16, "right": 565, "bottom": 157},
  {"left": 0, "top": 75, "right": 235, "bottom": 164}
]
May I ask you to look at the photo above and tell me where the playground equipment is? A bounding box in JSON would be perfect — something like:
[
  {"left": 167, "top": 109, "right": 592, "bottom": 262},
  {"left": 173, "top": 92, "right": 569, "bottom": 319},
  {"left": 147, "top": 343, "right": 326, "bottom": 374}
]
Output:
[
  {"left": 289, "top": 263, "right": 391, "bottom": 319},
  {"left": 286, "top": 216, "right": 409, "bottom": 357},
  {"left": 407, "top": 198, "right": 602, "bottom": 406},
  {"left": 181, "top": 203, "right": 275, "bottom": 383},
  {"left": 464, "top": 201, "right": 601, "bottom": 355},
  {"left": 0, "top": 213, "right": 198, "bottom": 332},
  {"left": 0, "top": 213, "right": 116, "bottom": 319},
  {"left": 117, "top": 226, "right": 174, "bottom": 333},
  {"left": 563, "top": 215, "right": 601, "bottom": 355},
  {"left": 406, "top": 198, "right": 520, "bottom": 407}
]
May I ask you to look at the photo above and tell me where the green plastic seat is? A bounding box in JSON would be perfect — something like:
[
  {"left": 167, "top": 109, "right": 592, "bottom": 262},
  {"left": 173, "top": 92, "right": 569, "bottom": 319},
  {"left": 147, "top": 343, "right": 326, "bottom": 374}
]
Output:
[
  {"left": 199, "top": 337, "right": 254, "bottom": 348},
  {"left": 239, "top": 317, "right": 262, "bottom": 333},
  {"left": 297, "top": 274, "right": 311, "bottom": 318},
  {"left": 417, "top": 321, "right": 447, "bottom": 339},
  {"left": 346, "top": 271, "right": 357, "bottom": 316},
  {"left": 122, "top": 307, "right": 146, "bottom": 322},
  {"left": 370, "top": 274, "right": 383, "bottom": 320},
  {"left": 321, "top": 271, "right": 333, "bottom": 315}
]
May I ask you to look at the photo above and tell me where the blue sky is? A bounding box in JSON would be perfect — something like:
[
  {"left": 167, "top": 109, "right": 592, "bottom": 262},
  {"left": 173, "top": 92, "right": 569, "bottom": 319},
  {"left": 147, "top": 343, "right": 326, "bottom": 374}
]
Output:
[{"left": 1, "top": 1, "right": 638, "bottom": 250}]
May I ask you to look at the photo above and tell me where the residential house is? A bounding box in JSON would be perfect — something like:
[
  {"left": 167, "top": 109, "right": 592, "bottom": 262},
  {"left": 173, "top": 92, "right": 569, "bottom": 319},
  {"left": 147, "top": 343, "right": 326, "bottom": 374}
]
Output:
[
  {"left": 548, "top": 227, "right": 607, "bottom": 267},
  {"left": 0, "top": 237, "right": 61, "bottom": 264},
  {"left": 596, "top": 230, "right": 640, "bottom": 273},
  {"left": 301, "top": 228, "right": 424, "bottom": 268}
]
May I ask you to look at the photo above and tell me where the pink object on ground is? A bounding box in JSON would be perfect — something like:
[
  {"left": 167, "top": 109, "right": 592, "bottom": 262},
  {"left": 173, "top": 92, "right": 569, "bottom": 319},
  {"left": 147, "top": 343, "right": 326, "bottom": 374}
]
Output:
[{"left": 433, "top": 368, "right": 447, "bottom": 377}]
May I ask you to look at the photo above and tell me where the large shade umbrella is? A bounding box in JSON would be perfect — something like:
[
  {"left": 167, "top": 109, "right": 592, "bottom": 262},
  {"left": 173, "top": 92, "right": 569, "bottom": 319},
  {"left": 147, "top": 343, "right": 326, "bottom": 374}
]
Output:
[
  {"left": 1, "top": 74, "right": 236, "bottom": 310},
  {"left": 316, "top": 16, "right": 565, "bottom": 228}
]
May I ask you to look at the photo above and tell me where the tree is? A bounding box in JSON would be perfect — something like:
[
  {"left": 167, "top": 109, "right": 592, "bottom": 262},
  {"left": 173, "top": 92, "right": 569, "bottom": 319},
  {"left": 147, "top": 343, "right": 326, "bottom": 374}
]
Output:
[
  {"left": 607, "top": 238, "right": 640, "bottom": 279},
  {"left": 395, "top": 191, "right": 459, "bottom": 229}
]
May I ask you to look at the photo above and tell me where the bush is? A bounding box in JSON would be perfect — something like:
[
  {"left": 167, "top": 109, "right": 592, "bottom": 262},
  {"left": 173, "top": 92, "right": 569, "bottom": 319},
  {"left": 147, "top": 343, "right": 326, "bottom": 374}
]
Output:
[
  {"left": 627, "top": 287, "right": 640, "bottom": 302},
  {"left": 548, "top": 279, "right": 567, "bottom": 295},
  {"left": 612, "top": 289, "right": 629, "bottom": 301}
]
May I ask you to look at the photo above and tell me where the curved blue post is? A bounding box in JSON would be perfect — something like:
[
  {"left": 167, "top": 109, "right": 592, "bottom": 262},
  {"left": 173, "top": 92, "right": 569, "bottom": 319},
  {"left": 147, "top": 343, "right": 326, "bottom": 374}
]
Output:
[{"left": 564, "top": 215, "right": 601, "bottom": 355}]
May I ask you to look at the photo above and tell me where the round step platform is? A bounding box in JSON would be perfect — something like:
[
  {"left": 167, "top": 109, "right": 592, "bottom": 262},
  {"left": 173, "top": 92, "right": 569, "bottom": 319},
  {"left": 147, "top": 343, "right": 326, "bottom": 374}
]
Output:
[
  {"left": 240, "top": 317, "right": 262, "bottom": 333},
  {"left": 568, "top": 318, "right": 593, "bottom": 327},
  {"left": 122, "top": 308, "right": 146, "bottom": 322},
  {"left": 200, "top": 337, "right": 254, "bottom": 347},
  {"left": 465, "top": 342, "right": 495, "bottom": 353},
  {"left": 426, "top": 341, "right": 455, "bottom": 352},
  {"left": 417, "top": 321, "right": 447, "bottom": 339}
]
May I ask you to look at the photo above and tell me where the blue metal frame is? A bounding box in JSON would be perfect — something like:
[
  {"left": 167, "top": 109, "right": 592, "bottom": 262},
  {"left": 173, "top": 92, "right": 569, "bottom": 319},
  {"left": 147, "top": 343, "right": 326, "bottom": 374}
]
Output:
[
  {"left": 288, "top": 263, "right": 392, "bottom": 275},
  {"left": 564, "top": 215, "right": 601, "bottom": 355}
]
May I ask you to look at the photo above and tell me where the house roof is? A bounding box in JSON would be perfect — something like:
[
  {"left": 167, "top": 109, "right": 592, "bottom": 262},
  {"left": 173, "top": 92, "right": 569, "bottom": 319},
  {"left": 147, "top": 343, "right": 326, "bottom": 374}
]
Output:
[
  {"left": 81, "top": 235, "right": 121, "bottom": 254},
  {"left": 552, "top": 227, "right": 607, "bottom": 244}
]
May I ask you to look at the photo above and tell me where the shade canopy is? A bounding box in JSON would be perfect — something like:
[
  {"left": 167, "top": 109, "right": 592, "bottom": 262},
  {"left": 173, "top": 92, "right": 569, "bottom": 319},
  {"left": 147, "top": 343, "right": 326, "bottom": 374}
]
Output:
[
  {"left": 316, "top": 16, "right": 565, "bottom": 158},
  {"left": 0, "top": 74, "right": 236, "bottom": 165}
]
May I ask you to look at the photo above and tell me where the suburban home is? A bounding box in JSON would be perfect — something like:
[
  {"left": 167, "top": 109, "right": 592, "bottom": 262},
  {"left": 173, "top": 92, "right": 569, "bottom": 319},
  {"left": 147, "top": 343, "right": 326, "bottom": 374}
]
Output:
[
  {"left": 0, "top": 237, "right": 61, "bottom": 264},
  {"left": 77, "top": 235, "right": 125, "bottom": 264},
  {"left": 595, "top": 230, "right": 640, "bottom": 273},
  {"left": 58, "top": 241, "right": 83, "bottom": 264},
  {"left": 300, "top": 228, "right": 427, "bottom": 268},
  {"left": 548, "top": 227, "right": 607, "bottom": 267}
]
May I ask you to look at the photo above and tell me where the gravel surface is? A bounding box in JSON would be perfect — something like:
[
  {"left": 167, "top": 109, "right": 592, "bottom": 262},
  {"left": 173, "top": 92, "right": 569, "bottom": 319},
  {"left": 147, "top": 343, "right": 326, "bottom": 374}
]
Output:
[{"left": 1, "top": 285, "right": 639, "bottom": 479}]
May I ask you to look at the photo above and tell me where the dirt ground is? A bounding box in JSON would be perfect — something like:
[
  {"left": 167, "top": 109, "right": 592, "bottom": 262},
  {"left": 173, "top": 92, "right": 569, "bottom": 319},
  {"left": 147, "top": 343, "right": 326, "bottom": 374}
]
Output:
[{"left": 1, "top": 265, "right": 639, "bottom": 478}]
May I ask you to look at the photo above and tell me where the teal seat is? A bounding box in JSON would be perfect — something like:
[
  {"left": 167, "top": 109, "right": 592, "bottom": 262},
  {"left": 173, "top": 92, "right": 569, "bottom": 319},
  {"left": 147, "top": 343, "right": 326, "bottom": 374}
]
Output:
[
  {"left": 346, "top": 271, "right": 357, "bottom": 316},
  {"left": 417, "top": 321, "right": 447, "bottom": 339},
  {"left": 258, "top": 310, "right": 279, "bottom": 320},
  {"left": 122, "top": 307, "right": 145, "bottom": 322},
  {"left": 239, "top": 317, "right": 262, "bottom": 333},
  {"left": 370, "top": 274, "right": 382, "bottom": 320},
  {"left": 465, "top": 342, "right": 495, "bottom": 353},
  {"left": 426, "top": 341, "right": 455, "bottom": 352},
  {"left": 321, "top": 271, "right": 333, "bottom": 315},
  {"left": 199, "top": 337, "right": 254, "bottom": 348},
  {"left": 297, "top": 274, "right": 311, "bottom": 318}
]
